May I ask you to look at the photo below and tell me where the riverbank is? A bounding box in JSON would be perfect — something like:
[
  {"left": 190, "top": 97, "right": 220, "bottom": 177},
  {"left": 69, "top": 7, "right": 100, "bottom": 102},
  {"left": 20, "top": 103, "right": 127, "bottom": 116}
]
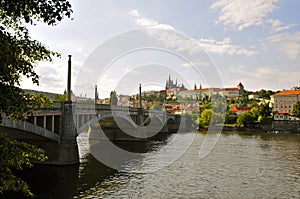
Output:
[{"left": 197, "top": 120, "right": 300, "bottom": 133}]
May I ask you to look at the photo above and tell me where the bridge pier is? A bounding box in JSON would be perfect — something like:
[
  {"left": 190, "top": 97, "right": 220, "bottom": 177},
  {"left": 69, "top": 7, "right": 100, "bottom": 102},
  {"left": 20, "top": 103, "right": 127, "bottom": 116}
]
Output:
[
  {"left": 137, "top": 109, "right": 144, "bottom": 126},
  {"left": 54, "top": 102, "right": 79, "bottom": 165}
]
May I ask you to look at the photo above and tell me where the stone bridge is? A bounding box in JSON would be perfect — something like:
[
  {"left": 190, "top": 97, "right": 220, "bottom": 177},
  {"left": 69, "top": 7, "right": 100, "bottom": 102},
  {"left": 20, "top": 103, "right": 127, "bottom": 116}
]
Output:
[{"left": 0, "top": 102, "right": 181, "bottom": 165}]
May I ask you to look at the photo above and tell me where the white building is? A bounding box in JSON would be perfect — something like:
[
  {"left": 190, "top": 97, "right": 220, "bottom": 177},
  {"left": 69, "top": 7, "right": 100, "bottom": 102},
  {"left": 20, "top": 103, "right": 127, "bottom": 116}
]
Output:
[{"left": 176, "top": 82, "right": 246, "bottom": 100}]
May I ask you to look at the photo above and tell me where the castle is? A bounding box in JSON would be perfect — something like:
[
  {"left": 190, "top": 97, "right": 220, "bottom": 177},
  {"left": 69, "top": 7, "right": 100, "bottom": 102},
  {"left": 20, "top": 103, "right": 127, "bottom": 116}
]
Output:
[{"left": 165, "top": 75, "right": 187, "bottom": 95}]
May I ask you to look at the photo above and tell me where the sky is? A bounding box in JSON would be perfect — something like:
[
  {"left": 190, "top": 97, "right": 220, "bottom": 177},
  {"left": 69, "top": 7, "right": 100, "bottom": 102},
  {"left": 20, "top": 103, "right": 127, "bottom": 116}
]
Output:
[{"left": 21, "top": 0, "right": 300, "bottom": 98}]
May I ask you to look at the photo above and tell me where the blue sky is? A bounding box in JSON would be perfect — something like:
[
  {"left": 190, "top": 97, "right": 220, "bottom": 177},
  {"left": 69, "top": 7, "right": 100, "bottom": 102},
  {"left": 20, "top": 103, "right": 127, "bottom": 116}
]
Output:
[{"left": 21, "top": 0, "right": 300, "bottom": 98}]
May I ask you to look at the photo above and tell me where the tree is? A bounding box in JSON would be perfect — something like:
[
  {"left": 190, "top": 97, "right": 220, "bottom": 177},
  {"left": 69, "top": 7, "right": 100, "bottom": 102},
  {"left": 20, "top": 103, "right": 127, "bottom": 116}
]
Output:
[
  {"left": 239, "top": 95, "right": 250, "bottom": 106},
  {"left": 257, "top": 89, "right": 275, "bottom": 99},
  {"left": 0, "top": 0, "right": 72, "bottom": 119},
  {"left": 292, "top": 101, "right": 300, "bottom": 118},
  {"left": 28, "top": 93, "right": 54, "bottom": 108},
  {"left": 211, "top": 111, "right": 224, "bottom": 125},
  {"left": 53, "top": 93, "right": 67, "bottom": 102},
  {"left": 257, "top": 103, "right": 272, "bottom": 118},
  {"left": 0, "top": 133, "right": 47, "bottom": 197},
  {"left": 198, "top": 109, "right": 224, "bottom": 127},
  {"left": 237, "top": 111, "right": 257, "bottom": 128},
  {"left": 0, "top": 0, "right": 72, "bottom": 197},
  {"left": 199, "top": 109, "right": 212, "bottom": 127},
  {"left": 109, "top": 91, "right": 118, "bottom": 106},
  {"left": 204, "top": 101, "right": 212, "bottom": 109},
  {"left": 225, "top": 110, "right": 238, "bottom": 124}
]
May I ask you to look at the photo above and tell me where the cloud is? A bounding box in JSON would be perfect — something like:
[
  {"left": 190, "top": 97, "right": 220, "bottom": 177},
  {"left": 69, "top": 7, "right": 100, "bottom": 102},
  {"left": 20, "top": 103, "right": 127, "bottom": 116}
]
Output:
[
  {"left": 211, "top": 0, "right": 279, "bottom": 30},
  {"left": 266, "top": 31, "right": 300, "bottom": 59},
  {"left": 182, "top": 60, "right": 211, "bottom": 68},
  {"left": 267, "top": 19, "right": 294, "bottom": 33},
  {"left": 128, "top": 9, "right": 257, "bottom": 57},
  {"left": 129, "top": 9, "right": 174, "bottom": 30},
  {"left": 223, "top": 65, "right": 300, "bottom": 90},
  {"left": 21, "top": 64, "right": 66, "bottom": 93},
  {"left": 197, "top": 38, "right": 257, "bottom": 56}
]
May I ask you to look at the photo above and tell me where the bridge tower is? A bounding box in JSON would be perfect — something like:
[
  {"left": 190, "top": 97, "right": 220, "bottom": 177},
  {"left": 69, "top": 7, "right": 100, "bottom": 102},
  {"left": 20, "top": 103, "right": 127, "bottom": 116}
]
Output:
[
  {"left": 55, "top": 55, "right": 79, "bottom": 165},
  {"left": 52, "top": 102, "right": 79, "bottom": 165}
]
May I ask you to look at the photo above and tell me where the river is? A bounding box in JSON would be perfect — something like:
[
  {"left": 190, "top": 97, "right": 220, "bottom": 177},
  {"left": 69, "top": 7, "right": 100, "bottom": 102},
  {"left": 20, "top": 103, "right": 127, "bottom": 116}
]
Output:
[{"left": 9, "top": 131, "right": 300, "bottom": 198}]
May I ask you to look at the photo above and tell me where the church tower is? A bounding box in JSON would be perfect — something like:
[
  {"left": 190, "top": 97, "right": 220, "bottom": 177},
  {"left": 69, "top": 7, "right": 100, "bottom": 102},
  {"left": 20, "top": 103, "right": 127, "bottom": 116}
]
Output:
[{"left": 237, "top": 82, "right": 245, "bottom": 96}]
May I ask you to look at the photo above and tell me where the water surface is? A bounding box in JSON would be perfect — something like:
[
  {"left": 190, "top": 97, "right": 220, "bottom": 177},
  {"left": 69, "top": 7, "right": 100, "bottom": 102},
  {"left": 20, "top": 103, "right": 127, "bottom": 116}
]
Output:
[{"left": 12, "top": 132, "right": 300, "bottom": 198}]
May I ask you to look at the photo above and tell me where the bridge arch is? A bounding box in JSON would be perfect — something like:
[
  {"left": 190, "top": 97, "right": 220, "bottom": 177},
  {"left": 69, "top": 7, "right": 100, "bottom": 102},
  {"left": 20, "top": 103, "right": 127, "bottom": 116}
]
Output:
[
  {"left": 76, "top": 111, "right": 137, "bottom": 135},
  {"left": 0, "top": 118, "right": 60, "bottom": 142}
]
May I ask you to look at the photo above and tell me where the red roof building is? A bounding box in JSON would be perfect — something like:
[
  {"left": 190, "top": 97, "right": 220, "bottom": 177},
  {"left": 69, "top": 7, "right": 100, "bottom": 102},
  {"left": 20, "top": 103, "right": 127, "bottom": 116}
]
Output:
[
  {"left": 272, "top": 90, "right": 300, "bottom": 114},
  {"left": 230, "top": 106, "right": 252, "bottom": 115}
]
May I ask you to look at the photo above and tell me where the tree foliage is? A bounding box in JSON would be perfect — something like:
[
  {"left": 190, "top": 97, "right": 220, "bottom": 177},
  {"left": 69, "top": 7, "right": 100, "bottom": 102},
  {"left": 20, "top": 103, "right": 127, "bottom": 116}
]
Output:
[
  {"left": 29, "top": 93, "right": 54, "bottom": 109},
  {"left": 0, "top": 0, "right": 72, "bottom": 118},
  {"left": 199, "top": 109, "right": 212, "bottom": 127},
  {"left": 225, "top": 110, "right": 238, "bottom": 124},
  {"left": 258, "top": 89, "right": 275, "bottom": 99},
  {"left": 198, "top": 109, "right": 224, "bottom": 127},
  {"left": 237, "top": 111, "right": 257, "bottom": 128},
  {"left": 292, "top": 101, "right": 300, "bottom": 118},
  {"left": 53, "top": 93, "right": 67, "bottom": 102},
  {"left": 257, "top": 103, "right": 272, "bottom": 118},
  {"left": 0, "top": 133, "right": 47, "bottom": 197}
]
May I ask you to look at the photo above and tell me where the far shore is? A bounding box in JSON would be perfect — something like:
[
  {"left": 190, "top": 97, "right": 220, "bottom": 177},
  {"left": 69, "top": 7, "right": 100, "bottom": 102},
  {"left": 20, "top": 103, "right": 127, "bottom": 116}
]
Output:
[{"left": 197, "top": 125, "right": 300, "bottom": 134}]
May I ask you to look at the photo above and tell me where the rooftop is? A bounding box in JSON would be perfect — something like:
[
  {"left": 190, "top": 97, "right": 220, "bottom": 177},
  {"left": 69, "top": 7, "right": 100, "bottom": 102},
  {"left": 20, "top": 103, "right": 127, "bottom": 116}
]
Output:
[{"left": 273, "top": 90, "right": 300, "bottom": 96}]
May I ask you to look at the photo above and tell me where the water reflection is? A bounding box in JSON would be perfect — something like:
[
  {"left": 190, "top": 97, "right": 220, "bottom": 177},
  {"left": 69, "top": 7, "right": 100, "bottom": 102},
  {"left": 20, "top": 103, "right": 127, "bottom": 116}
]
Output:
[{"left": 6, "top": 135, "right": 170, "bottom": 199}]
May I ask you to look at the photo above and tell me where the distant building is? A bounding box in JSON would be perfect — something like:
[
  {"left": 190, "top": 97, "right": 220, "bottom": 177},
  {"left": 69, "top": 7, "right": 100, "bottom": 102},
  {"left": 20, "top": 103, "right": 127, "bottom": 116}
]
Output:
[
  {"left": 166, "top": 74, "right": 186, "bottom": 90},
  {"left": 224, "top": 82, "right": 246, "bottom": 98},
  {"left": 98, "top": 98, "right": 110, "bottom": 104},
  {"left": 248, "top": 92, "right": 271, "bottom": 106},
  {"left": 165, "top": 75, "right": 187, "bottom": 96},
  {"left": 248, "top": 92, "right": 260, "bottom": 100},
  {"left": 272, "top": 90, "right": 300, "bottom": 114},
  {"left": 273, "top": 113, "right": 300, "bottom": 121},
  {"left": 230, "top": 106, "right": 252, "bottom": 115},
  {"left": 118, "top": 95, "right": 131, "bottom": 106},
  {"left": 176, "top": 82, "right": 246, "bottom": 100}
]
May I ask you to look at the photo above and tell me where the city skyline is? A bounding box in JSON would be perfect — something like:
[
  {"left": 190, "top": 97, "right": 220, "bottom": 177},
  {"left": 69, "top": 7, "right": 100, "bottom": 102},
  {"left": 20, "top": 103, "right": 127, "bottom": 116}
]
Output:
[{"left": 20, "top": 0, "right": 300, "bottom": 98}]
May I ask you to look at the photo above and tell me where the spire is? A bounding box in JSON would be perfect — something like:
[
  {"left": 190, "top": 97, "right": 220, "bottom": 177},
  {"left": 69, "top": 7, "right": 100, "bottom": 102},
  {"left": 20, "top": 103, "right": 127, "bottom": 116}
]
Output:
[{"left": 194, "top": 83, "right": 197, "bottom": 90}]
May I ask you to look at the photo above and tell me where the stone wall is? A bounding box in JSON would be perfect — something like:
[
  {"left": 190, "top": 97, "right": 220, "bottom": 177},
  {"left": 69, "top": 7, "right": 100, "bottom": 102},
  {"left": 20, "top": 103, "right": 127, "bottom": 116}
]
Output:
[{"left": 262, "top": 121, "right": 300, "bottom": 132}]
